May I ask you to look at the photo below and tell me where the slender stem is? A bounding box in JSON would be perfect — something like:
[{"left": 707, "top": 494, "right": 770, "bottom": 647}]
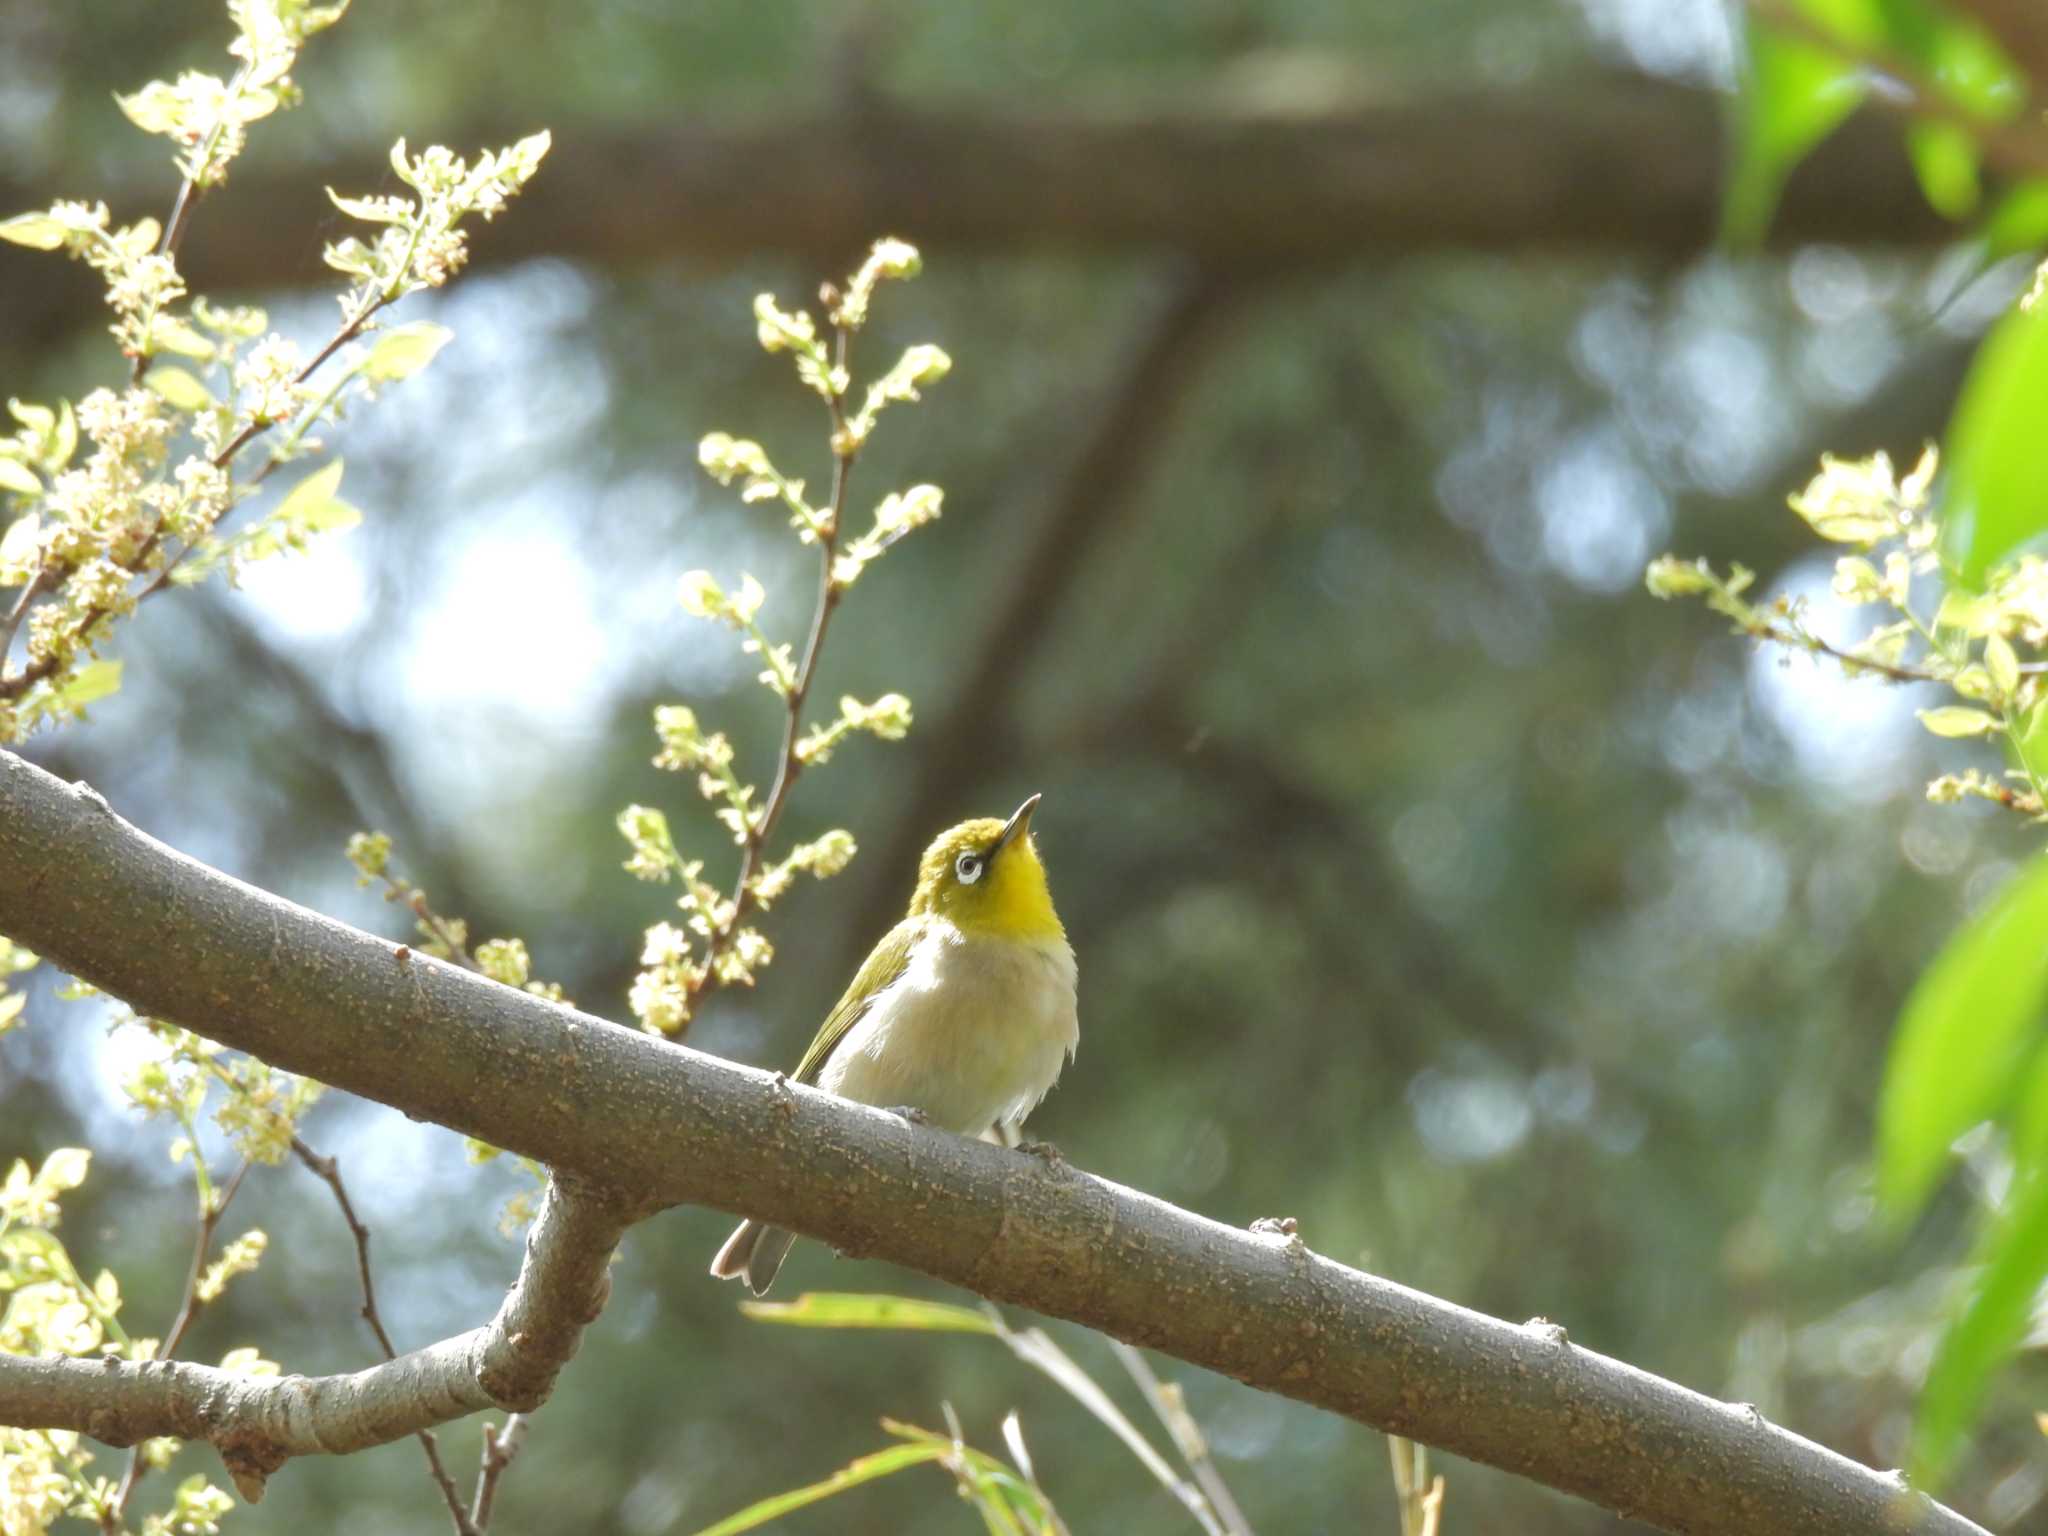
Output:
[
  {"left": 106, "top": 1159, "right": 251, "bottom": 1530},
  {"left": 468, "top": 1414, "right": 529, "bottom": 1532},
  {"left": 292, "top": 1137, "right": 480, "bottom": 1536},
  {"left": 682, "top": 323, "right": 857, "bottom": 1018},
  {"left": 1, "top": 291, "right": 393, "bottom": 700},
  {"left": 1106, "top": 1341, "right": 1255, "bottom": 1536},
  {"left": 0, "top": 567, "right": 48, "bottom": 675},
  {"left": 130, "top": 63, "right": 253, "bottom": 388},
  {"left": 1743, "top": 618, "right": 1945, "bottom": 686}
]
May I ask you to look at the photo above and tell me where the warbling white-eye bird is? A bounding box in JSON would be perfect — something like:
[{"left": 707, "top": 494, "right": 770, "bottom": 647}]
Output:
[{"left": 711, "top": 793, "right": 1077, "bottom": 1295}]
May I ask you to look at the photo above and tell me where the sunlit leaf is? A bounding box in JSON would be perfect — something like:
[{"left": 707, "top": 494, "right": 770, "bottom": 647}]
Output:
[
  {"left": 273, "top": 459, "right": 360, "bottom": 534},
  {"left": 1906, "top": 121, "right": 1979, "bottom": 220},
  {"left": 143, "top": 367, "right": 213, "bottom": 414},
  {"left": 1916, "top": 705, "right": 1998, "bottom": 738},
  {"left": 0, "top": 212, "right": 67, "bottom": 250},
  {"left": 359, "top": 321, "right": 450, "bottom": 382},
  {"left": 1723, "top": 3, "right": 1878, "bottom": 246},
  {"left": 53, "top": 661, "right": 123, "bottom": 710},
  {"left": 1979, "top": 181, "right": 2048, "bottom": 265},
  {"left": 741, "top": 1291, "right": 998, "bottom": 1334},
  {"left": 1878, "top": 855, "right": 2048, "bottom": 1215},
  {"left": 1944, "top": 301, "right": 2048, "bottom": 585}
]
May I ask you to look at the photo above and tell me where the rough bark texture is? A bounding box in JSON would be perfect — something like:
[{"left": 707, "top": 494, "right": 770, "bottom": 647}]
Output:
[
  {"left": 0, "top": 749, "right": 1989, "bottom": 1536},
  {"left": 0, "top": 1175, "right": 624, "bottom": 1500}
]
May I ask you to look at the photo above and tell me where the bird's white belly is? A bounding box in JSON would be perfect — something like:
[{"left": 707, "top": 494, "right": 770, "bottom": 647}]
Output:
[{"left": 817, "top": 924, "right": 1077, "bottom": 1135}]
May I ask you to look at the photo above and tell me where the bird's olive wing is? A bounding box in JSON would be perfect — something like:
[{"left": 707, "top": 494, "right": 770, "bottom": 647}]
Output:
[{"left": 790, "top": 917, "right": 921, "bottom": 1085}]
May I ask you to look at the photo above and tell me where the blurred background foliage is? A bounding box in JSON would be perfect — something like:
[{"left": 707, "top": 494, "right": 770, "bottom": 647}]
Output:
[{"left": 5, "top": 0, "right": 2048, "bottom": 1530}]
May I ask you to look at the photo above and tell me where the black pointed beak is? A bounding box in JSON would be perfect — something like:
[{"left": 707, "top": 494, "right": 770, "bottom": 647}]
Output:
[{"left": 992, "top": 793, "right": 1041, "bottom": 855}]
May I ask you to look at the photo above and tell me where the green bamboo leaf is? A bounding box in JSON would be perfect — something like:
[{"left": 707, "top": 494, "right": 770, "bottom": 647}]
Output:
[
  {"left": 741, "top": 1290, "right": 998, "bottom": 1334},
  {"left": 681, "top": 1442, "right": 948, "bottom": 1536},
  {"left": 1944, "top": 302, "right": 2048, "bottom": 586},
  {"left": 1913, "top": 1169, "right": 2048, "bottom": 1487},
  {"left": 1906, "top": 120, "right": 1979, "bottom": 220},
  {"left": 1878, "top": 855, "right": 2048, "bottom": 1215},
  {"left": 1723, "top": 2, "right": 1879, "bottom": 246}
]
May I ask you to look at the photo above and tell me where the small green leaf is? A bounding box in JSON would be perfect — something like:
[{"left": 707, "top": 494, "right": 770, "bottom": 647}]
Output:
[
  {"left": 1944, "top": 301, "right": 2048, "bottom": 586},
  {"left": 1723, "top": 11, "right": 1874, "bottom": 246},
  {"left": 0, "top": 460, "right": 41, "bottom": 497},
  {"left": 55, "top": 661, "right": 123, "bottom": 709},
  {"left": 740, "top": 1291, "right": 999, "bottom": 1334},
  {"left": 1916, "top": 705, "right": 1998, "bottom": 738},
  {"left": 143, "top": 367, "right": 213, "bottom": 414},
  {"left": 0, "top": 212, "right": 67, "bottom": 250},
  {"left": 1907, "top": 120, "right": 1980, "bottom": 220},
  {"left": 1980, "top": 180, "right": 2048, "bottom": 264},
  {"left": 1912, "top": 1168, "right": 2048, "bottom": 1487},
  {"left": 1879, "top": 855, "right": 2048, "bottom": 1215},
  {"left": 359, "top": 322, "right": 451, "bottom": 383},
  {"left": 148, "top": 315, "right": 216, "bottom": 361},
  {"left": 274, "top": 460, "right": 360, "bottom": 533},
  {"left": 1986, "top": 634, "right": 2020, "bottom": 697}
]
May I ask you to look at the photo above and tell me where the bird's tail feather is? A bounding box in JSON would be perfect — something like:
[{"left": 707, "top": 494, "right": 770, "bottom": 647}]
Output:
[{"left": 710, "top": 1219, "right": 798, "bottom": 1296}]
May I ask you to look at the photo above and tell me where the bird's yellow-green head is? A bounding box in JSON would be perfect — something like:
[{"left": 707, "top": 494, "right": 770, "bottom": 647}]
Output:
[{"left": 909, "top": 794, "right": 1064, "bottom": 941}]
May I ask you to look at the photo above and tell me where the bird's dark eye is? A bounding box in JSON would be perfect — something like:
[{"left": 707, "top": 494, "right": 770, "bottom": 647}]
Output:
[{"left": 955, "top": 852, "right": 984, "bottom": 884}]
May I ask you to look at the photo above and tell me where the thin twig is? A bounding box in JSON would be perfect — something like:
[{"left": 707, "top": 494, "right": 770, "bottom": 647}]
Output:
[
  {"left": 291, "top": 1136, "right": 479, "bottom": 1536},
  {"left": 1387, "top": 1436, "right": 1445, "bottom": 1536},
  {"left": 1743, "top": 618, "right": 1943, "bottom": 686},
  {"left": 366, "top": 860, "right": 482, "bottom": 972},
  {"left": 683, "top": 320, "right": 858, "bottom": 1018},
  {"left": 130, "top": 62, "right": 253, "bottom": 388},
  {"left": 468, "top": 1414, "right": 529, "bottom": 1532},
  {"left": 0, "top": 293, "right": 392, "bottom": 702},
  {"left": 0, "top": 567, "right": 48, "bottom": 672},
  {"left": 1106, "top": 1341, "right": 1255, "bottom": 1536},
  {"left": 105, "top": 1159, "right": 251, "bottom": 1530}
]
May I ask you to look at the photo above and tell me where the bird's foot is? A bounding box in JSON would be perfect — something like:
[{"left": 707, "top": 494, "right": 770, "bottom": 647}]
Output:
[
  {"left": 1016, "top": 1139, "right": 1065, "bottom": 1167},
  {"left": 888, "top": 1104, "right": 932, "bottom": 1126}
]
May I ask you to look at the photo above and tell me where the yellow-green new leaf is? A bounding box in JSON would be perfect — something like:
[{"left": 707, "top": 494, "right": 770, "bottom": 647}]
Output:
[
  {"left": 741, "top": 1291, "right": 998, "bottom": 1334},
  {"left": 54, "top": 661, "right": 123, "bottom": 709},
  {"left": 0, "top": 212, "right": 67, "bottom": 250},
  {"left": 1917, "top": 706, "right": 1998, "bottom": 738},
  {"left": 275, "top": 460, "right": 361, "bottom": 534},
  {"left": 143, "top": 367, "right": 213, "bottom": 414},
  {"left": 1986, "top": 634, "right": 2020, "bottom": 697},
  {"left": 361, "top": 322, "right": 452, "bottom": 383},
  {"left": 0, "top": 460, "right": 41, "bottom": 498}
]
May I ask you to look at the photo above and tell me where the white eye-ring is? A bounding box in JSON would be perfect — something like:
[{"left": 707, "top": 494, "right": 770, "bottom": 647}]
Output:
[{"left": 955, "top": 852, "right": 984, "bottom": 884}]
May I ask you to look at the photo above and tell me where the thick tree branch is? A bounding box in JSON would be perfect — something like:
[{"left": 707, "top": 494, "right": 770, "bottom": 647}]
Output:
[
  {"left": 0, "top": 750, "right": 1990, "bottom": 1536},
  {"left": 0, "top": 1168, "right": 625, "bottom": 1503},
  {"left": 0, "top": 81, "right": 1959, "bottom": 355}
]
